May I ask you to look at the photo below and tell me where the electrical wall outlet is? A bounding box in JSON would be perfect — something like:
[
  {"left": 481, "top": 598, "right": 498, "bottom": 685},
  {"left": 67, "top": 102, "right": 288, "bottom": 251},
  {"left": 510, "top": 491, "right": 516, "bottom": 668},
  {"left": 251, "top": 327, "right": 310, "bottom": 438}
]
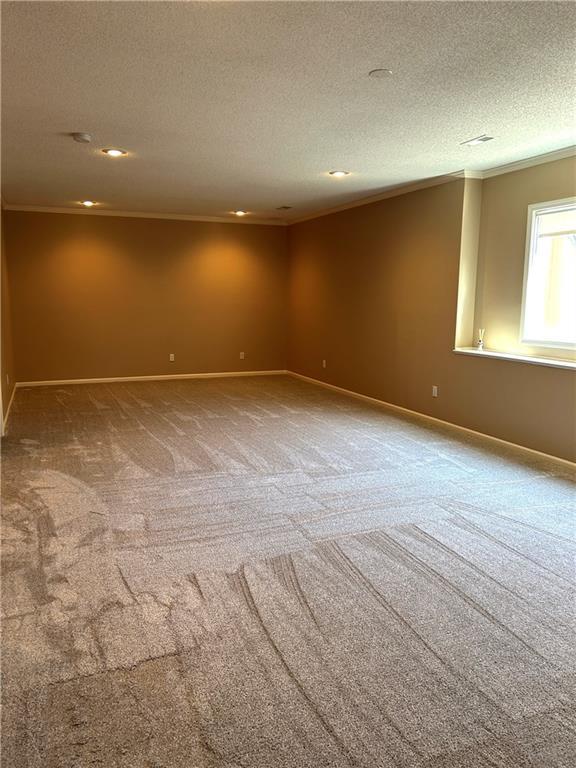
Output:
[
  {"left": 432, "top": 385, "right": 438, "bottom": 397},
  {"left": 322, "top": 359, "right": 327, "bottom": 369},
  {"left": 240, "top": 352, "right": 245, "bottom": 360},
  {"left": 169, "top": 353, "right": 175, "bottom": 362}
]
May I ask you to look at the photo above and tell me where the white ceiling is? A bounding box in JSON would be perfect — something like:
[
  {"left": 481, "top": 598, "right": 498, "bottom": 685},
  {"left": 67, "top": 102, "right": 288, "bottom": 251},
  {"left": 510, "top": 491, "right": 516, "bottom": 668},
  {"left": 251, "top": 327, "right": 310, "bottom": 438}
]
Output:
[{"left": 2, "top": 1, "right": 575, "bottom": 223}]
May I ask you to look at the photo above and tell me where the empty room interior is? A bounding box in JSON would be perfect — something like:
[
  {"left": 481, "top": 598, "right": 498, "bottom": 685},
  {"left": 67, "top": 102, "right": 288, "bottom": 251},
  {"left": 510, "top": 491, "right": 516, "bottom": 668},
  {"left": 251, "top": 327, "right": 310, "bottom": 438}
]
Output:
[{"left": 1, "top": 1, "right": 576, "bottom": 766}]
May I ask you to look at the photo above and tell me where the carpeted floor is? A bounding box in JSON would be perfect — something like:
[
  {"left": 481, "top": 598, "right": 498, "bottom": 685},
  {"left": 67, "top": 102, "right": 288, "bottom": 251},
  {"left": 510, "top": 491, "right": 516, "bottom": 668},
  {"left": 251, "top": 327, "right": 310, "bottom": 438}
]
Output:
[{"left": 1, "top": 374, "right": 575, "bottom": 767}]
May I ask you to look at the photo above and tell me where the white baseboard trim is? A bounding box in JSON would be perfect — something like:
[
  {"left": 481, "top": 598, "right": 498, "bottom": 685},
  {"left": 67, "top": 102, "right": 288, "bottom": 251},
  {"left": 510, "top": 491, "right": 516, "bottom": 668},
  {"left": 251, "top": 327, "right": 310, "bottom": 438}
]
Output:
[
  {"left": 16, "top": 370, "right": 288, "bottom": 388},
  {"left": 1, "top": 384, "right": 17, "bottom": 436},
  {"left": 6, "top": 368, "right": 575, "bottom": 469},
  {"left": 288, "top": 371, "right": 576, "bottom": 470}
]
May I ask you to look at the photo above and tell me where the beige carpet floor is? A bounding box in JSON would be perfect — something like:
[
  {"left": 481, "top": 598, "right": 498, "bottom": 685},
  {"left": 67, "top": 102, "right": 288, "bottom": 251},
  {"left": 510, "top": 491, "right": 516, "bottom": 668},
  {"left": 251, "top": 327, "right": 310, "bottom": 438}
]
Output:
[{"left": 1, "top": 374, "right": 575, "bottom": 767}]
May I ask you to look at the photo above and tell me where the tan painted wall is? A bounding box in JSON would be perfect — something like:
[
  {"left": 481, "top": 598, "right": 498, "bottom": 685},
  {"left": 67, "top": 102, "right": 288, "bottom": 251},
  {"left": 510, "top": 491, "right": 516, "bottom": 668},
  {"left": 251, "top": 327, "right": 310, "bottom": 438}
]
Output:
[
  {"left": 474, "top": 156, "right": 576, "bottom": 361},
  {"left": 1, "top": 208, "right": 16, "bottom": 421},
  {"left": 5, "top": 212, "right": 288, "bottom": 381},
  {"left": 3, "top": 159, "right": 575, "bottom": 460},
  {"left": 288, "top": 178, "right": 576, "bottom": 462}
]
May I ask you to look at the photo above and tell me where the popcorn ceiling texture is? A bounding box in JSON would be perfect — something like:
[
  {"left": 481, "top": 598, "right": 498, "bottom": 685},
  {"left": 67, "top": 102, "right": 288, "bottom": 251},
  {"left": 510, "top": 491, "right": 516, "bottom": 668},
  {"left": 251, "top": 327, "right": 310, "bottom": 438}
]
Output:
[
  {"left": 2, "top": 1, "right": 576, "bottom": 221},
  {"left": 1, "top": 375, "right": 575, "bottom": 766}
]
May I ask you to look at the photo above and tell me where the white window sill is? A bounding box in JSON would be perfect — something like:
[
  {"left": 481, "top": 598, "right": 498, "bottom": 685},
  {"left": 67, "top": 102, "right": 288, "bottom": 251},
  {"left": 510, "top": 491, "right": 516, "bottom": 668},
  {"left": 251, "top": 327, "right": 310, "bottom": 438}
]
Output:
[{"left": 453, "top": 347, "right": 576, "bottom": 371}]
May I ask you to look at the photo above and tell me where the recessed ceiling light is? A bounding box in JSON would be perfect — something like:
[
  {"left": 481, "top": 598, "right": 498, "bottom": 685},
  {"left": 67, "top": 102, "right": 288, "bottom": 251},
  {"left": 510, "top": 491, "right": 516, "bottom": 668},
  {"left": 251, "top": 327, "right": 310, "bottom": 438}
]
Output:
[
  {"left": 461, "top": 134, "right": 494, "bottom": 146},
  {"left": 329, "top": 171, "right": 350, "bottom": 178},
  {"left": 81, "top": 200, "right": 97, "bottom": 207},
  {"left": 368, "top": 68, "right": 393, "bottom": 78},
  {"left": 233, "top": 210, "right": 248, "bottom": 217},
  {"left": 101, "top": 148, "right": 127, "bottom": 157}
]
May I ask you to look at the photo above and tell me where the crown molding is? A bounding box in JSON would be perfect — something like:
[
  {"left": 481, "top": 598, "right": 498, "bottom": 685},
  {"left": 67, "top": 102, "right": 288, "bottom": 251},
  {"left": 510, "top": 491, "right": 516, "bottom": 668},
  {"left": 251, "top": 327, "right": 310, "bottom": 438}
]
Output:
[
  {"left": 291, "top": 173, "right": 459, "bottom": 224},
  {"left": 1, "top": 205, "right": 289, "bottom": 226},
  {"left": 480, "top": 145, "right": 576, "bottom": 178},
  {"left": 451, "top": 170, "right": 484, "bottom": 180},
  {"left": 454, "top": 146, "right": 575, "bottom": 180},
  {"left": 291, "top": 145, "right": 575, "bottom": 224},
  {"left": 4, "top": 147, "right": 574, "bottom": 227}
]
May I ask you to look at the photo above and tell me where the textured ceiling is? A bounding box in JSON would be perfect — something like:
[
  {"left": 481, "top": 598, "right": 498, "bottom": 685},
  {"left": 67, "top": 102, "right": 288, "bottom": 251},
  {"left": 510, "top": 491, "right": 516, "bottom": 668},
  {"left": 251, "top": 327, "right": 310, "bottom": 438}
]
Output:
[{"left": 2, "top": 1, "right": 576, "bottom": 223}]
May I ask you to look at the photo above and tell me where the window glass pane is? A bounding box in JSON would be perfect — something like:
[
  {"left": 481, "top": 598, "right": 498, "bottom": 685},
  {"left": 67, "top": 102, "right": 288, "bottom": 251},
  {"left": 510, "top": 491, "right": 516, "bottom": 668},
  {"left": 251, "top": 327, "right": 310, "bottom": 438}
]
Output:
[
  {"left": 522, "top": 203, "right": 576, "bottom": 347},
  {"left": 537, "top": 208, "right": 576, "bottom": 236}
]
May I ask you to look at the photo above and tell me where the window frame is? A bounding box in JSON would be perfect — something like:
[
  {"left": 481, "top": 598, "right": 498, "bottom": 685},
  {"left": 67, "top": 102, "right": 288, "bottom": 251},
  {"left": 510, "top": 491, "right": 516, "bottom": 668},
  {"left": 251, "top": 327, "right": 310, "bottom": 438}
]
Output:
[{"left": 520, "top": 196, "right": 576, "bottom": 351}]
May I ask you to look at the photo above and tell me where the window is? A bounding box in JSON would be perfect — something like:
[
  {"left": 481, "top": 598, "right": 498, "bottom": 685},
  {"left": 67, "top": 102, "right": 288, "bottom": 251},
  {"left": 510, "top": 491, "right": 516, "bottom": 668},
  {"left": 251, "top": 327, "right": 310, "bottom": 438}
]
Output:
[{"left": 521, "top": 198, "right": 576, "bottom": 349}]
